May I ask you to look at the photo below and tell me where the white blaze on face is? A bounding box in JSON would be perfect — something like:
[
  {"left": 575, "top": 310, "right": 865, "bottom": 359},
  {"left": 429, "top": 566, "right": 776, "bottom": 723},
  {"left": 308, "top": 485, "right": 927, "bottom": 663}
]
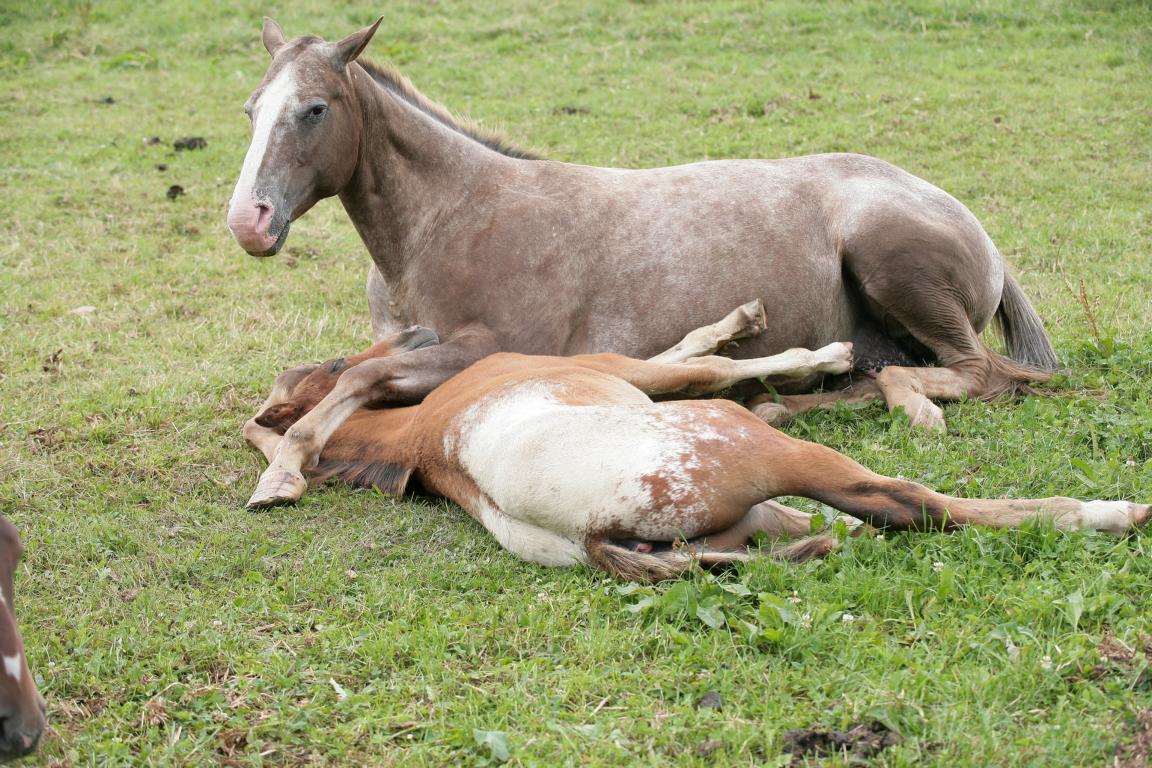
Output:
[
  {"left": 228, "top": 63, "right": 299, "bottom": 221},
  {"left": 3, "top": 654, "right": 20, "bottom": 683}
]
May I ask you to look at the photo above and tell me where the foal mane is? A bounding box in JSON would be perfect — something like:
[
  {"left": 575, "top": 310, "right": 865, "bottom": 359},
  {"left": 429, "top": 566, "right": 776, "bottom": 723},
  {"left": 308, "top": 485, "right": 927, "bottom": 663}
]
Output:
[{"left": 358, "top": 59, "right": 541, "bottom": 160}]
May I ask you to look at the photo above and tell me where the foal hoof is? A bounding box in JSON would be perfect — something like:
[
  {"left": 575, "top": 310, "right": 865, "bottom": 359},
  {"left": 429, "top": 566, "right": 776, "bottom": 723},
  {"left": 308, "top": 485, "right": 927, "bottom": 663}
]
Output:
[
  {"left": 247, "top": 469, "right": 307, "bottom": 509},
  {"left": 751, "top": 401, "right": 792, "bottom": 426},
  {"left": 1130, "top": 503, "right": 1152, "bottom": 529},
  {"left": 909, "top": 401, "right": 946, "bottom": 431},
  {"left": 735, "top": 299, "right": 768, "bottom": 338},
  {"left": 813, "top": 342, "right": 853, "bottom": 375}
]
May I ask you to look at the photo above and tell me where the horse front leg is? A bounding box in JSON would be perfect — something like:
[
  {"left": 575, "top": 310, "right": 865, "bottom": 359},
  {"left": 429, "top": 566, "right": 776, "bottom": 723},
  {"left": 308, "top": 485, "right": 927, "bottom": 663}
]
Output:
[
  {"left": 575, "top": 342, "right": 852, "bottom": 398},
  {"left": 246, "top": 328, "right": 499, "bottom": 509},
  {"left": 646, "top": 299, "right": 767, "bottom": 363}
]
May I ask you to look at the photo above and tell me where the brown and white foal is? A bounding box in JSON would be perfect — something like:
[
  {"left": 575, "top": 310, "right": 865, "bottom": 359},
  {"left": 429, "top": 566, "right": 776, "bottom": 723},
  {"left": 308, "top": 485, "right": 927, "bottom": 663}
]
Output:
[
  {"left": 245, "top": 309, "right": 1149, "bottom": 581},
  {"left": 0, "top": 517, "right": 44, "bottom": 759}
]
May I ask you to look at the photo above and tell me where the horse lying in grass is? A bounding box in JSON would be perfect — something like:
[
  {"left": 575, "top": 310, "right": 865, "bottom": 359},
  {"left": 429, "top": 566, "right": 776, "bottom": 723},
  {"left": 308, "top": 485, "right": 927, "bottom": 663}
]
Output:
[
  {"left": 243, "top": 312, "right": 1148, "bottom": 582},
  {"left": 0, "top": 517, "right": 45, "bottom": 760}
]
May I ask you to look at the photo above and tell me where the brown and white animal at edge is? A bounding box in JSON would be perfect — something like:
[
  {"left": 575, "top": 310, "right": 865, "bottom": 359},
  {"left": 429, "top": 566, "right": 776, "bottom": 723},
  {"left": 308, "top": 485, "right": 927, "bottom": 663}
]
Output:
[
  {"left": 0, "top": 517, "right": 45, "bottom": 760},
  {"left": 228, "top": 18, "right": 1060, "bottom": 511},
  {"left": 243, "top": 310, "right": 1148, "bottom": 583}
]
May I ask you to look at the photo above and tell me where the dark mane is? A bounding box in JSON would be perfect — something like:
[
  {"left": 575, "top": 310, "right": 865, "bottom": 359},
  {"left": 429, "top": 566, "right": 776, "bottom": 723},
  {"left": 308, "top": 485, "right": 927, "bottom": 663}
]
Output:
[{"left": 357, "top": 59, "right": 541, "bottom": 160}]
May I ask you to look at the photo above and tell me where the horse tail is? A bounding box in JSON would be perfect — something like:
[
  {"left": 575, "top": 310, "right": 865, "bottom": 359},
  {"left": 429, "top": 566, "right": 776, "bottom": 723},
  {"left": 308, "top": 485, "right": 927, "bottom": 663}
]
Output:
[
  {"left": 584, "top": 535, "right": 837, "bottom": 583},
  {"left": 994, "top": 273, "right": 1059, "bottom": 372}
]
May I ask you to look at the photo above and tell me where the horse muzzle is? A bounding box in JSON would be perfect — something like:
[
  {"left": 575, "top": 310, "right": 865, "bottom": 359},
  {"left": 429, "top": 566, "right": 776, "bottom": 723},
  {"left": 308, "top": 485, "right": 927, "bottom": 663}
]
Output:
[{"left": 227, "top": 197, "right": 291, "bottom": 257}]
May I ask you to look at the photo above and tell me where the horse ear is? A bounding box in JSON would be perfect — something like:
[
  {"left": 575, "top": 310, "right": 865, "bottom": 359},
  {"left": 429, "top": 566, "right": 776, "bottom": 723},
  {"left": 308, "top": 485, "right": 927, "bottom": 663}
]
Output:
[
  {"left": 254, "top": 402, "right": 300, "bottom": 433},
  {"left": 332, "top": 17, "right": 383, "bottom": 68},
  {"left": 262, "top": 16, "right": 287, "bottom": 57}
]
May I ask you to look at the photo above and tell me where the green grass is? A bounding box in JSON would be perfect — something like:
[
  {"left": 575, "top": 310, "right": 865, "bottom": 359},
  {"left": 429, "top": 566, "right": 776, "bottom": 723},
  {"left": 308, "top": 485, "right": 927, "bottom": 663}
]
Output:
[{"left": 2, "top": 0, "right": 1151, "bottom": 764}]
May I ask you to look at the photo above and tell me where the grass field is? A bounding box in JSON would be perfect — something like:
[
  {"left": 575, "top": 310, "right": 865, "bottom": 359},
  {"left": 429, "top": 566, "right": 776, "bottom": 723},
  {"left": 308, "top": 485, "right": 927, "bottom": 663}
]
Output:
[{"left": 2, "top": 0, "right": 1151, "bottom": 764}]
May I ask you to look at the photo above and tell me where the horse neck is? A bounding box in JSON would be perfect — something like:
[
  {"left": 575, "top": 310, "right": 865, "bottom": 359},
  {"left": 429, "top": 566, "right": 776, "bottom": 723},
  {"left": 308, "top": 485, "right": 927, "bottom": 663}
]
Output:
[
  {"left": 339, "top": 66, "right": 517, "bottom": 284},
  {"left": 329, "top": 404, "right": 420, "bottom": 465}
]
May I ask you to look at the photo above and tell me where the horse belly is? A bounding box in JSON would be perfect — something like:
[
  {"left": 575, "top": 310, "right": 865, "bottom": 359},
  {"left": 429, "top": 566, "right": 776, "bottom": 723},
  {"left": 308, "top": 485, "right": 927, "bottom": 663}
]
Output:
[{"left": 455, "top": 400, "right": 757, "bottom": 544}]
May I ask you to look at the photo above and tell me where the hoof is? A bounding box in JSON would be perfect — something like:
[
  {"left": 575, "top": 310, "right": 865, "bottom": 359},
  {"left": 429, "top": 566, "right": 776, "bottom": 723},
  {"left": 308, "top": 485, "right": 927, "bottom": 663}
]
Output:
[
  {"left": 734, "top": 299, "right": 768, "bottom": 339},
  {"left": 752, "top": 401, "right": 791, "bottom": 426},
  {"left": 909, "top": 401, "right": 946, "bottom": 431},
  {"left": 814, "top": 342, "right": 853, "bottom": 375},
  {"left": 1130, "top": 503, "right": 1152, "bottom": 529},
  {"left": 247, "top": 469, "right": 307, "bottom": 509}
]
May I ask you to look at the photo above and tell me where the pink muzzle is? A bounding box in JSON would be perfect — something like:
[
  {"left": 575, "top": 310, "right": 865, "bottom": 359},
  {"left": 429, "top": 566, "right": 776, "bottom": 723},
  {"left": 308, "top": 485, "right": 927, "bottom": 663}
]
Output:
[{"left": 227, "top": 197, "right": 278, "bottom": 254}]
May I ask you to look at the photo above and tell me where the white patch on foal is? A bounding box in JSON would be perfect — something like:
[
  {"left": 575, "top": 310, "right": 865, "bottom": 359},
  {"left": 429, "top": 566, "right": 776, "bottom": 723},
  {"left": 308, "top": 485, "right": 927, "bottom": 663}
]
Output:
[
  {"left": 229, "top": 63, "right": 299, "bottom": 212},
  {"left": 450, "top": 379, "right": 747, "bottom": 557},
  {"left": 3, "top": 654, "right": 20, "bottom": 683}
]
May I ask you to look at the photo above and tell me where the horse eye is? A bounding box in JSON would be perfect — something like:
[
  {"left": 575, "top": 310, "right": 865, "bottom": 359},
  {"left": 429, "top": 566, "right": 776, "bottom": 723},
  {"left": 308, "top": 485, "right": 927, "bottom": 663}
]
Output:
[{"left": 304, "top": 104, "right": 328, "bottom": 123}]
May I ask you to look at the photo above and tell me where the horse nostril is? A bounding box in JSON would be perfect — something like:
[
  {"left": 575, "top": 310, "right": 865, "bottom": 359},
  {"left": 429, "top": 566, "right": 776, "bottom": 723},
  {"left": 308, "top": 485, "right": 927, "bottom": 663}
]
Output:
[{"left": 254, "top": 203, "right": 274, "bottom": 236}]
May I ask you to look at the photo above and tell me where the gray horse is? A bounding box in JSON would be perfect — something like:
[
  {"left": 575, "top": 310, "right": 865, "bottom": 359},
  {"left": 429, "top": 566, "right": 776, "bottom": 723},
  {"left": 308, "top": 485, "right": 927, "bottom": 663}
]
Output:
[{"left": 227, "top": 18, "right": 1058, "bottom": 508}]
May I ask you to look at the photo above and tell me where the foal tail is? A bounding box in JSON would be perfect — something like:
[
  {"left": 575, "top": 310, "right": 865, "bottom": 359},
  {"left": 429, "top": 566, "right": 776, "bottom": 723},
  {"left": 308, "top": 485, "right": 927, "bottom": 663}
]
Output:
[
  {"left": 994, "top": 273, "right": 1059, "bottom": 372},
  {"left": 585, "top": 536, "right": 837, "bottom": 583}
]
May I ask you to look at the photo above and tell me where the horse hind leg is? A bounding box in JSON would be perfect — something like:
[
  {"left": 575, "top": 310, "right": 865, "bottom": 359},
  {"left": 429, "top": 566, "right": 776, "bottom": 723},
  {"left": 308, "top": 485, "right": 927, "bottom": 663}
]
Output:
[
  {"left": 584, "top": 501, "right": 852, "bottom": 582},
  {"left": 844, "top": 227, "right": 1049, "bottom": 430}
]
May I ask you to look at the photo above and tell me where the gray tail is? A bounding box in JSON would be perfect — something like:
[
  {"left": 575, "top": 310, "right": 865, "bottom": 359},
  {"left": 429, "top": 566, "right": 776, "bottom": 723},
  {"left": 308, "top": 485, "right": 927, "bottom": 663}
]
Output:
[
  {"left": 994, "top": 273, "right": 1059, "bottom": 372},
  {"left": 585, "top": 535, "right": 838, "bottom": 583}
]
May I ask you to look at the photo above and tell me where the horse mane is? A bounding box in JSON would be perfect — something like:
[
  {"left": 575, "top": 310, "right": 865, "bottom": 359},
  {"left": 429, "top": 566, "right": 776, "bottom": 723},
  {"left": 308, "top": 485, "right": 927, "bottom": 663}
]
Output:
[
  {"left": 308, "top": 458, "right": 414, "bottom": 496},
  {"left": 357, "top": 59, "right": 541, "bottom": 160}
]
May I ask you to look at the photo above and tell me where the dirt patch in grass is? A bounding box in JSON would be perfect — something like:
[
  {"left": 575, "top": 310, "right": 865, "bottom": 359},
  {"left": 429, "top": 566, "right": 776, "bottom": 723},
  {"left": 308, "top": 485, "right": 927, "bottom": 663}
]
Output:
[
  {"left": 781, "top": 721, "right": 901, "bottom": 764},
  {"left": 1114, "top": 710, "right": 1152, "bottom": 768}
]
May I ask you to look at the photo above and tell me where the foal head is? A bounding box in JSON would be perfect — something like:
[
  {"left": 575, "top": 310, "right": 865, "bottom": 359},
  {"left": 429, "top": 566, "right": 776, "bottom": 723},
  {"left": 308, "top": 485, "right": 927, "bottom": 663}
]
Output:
[
  {"left": 255, "top": 326, "right": 439, "bottom": 432},
  {"left": 0, "top": 518, "right": 45, "bottom": 760},
  {"left": 227, "top": 17, "right": 382, "bottom": 257}
]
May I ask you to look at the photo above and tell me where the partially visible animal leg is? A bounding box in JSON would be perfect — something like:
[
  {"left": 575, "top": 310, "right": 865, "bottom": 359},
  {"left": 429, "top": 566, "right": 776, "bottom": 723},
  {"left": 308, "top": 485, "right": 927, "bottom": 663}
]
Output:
[
  {"left": 767, "top": 431, "right": 1151, "bottom": 535},
  {"left": 647, "top": 299, "right": 767, "bottom": 363},
  {"left": 576, "top": 343, "right": 852, "bottom": 397},
  {"left": 366, "top": 263, "right": 408, "bottom": 343},
  {"left": 873, "top": 365, "right": 972, "bottom": 431},
  {"left": 585, "top": 499, "right": 872, "bottom": 582},
  {"left": 843, "top": 220, "right": 1049, "bottom": 430},
  {"left": 747, "top": 378, "right": 884, "bottom": 425}
]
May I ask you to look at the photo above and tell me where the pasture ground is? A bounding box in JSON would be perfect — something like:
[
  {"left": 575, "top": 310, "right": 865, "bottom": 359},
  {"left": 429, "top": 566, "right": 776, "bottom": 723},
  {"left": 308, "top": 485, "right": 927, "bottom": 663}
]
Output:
[{"left": 1, "top": 0, "right": 1151, "bottom": 764}]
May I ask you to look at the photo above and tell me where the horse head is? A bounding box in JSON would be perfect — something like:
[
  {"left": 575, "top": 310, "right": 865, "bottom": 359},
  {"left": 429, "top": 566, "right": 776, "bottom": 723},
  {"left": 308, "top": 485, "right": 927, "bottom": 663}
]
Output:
[
  {"left": 255, "top": 326, "right": 439, "bottom": 432},
  {"left": 227, "top": 17, "right": 382, "bottom": 257},
  {"left": 0, "top": 518, "right": 45, "bottom": 761}
]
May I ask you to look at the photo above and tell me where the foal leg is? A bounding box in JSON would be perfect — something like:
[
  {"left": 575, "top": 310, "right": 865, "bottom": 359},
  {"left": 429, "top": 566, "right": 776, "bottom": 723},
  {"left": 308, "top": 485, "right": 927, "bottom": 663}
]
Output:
[
  {"left": 577, "top": 343, "right": 853, "bottom": 398},
  {"left": 766, "top": 432, "right": 1151, "bottom": 535},
  {"left": 747, "top": 378, "right": 884, "bottom": 426},
  {"left": 647, "top": 299, "right": 767, "bottom": 363},
  {"left": 247, "top": 329, "right": 500, "bottom": 509}
]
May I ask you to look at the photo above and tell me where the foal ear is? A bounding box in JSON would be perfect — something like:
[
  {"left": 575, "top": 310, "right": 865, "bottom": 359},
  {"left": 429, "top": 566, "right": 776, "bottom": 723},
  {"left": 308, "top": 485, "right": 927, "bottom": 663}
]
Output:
[
  {"left": 332, "top": 17, "right": 383, "bottom": 68},
  {"left": 262, "top": 16, "right": 287, "bottom": 57},
  {"left": 254, "top": 402, "right": 300, "bottom": 433}
]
